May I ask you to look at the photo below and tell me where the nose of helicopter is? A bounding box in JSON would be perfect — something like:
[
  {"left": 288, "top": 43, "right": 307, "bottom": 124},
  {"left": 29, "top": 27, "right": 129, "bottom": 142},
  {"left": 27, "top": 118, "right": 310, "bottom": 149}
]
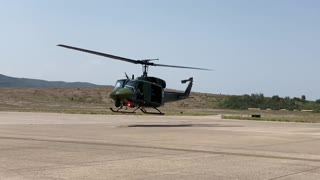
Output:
[{"left": 110, "top": 88, "right": 134, "bottom": 100}]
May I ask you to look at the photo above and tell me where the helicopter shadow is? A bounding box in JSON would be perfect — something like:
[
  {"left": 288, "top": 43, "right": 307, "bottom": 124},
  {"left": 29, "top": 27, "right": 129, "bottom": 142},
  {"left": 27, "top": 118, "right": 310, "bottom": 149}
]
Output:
[{"left": 127, "top": 124, "right": 242, "bottom": 128}]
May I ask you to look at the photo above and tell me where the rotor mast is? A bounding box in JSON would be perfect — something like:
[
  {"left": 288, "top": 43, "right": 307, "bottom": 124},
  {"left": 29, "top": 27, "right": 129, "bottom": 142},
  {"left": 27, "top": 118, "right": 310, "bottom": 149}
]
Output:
[
  {"left": 142, "top": 64, "right": 148, "bottom": 77},
  {"left": 141, "top": 59, "right": 158, "bottom": 77}
]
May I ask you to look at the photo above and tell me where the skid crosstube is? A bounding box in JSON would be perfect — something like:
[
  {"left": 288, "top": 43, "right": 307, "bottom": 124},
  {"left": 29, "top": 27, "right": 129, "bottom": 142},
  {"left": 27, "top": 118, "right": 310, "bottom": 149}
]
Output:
[{"left": 110, "top": 107, "right": 164, "bottom": 115}]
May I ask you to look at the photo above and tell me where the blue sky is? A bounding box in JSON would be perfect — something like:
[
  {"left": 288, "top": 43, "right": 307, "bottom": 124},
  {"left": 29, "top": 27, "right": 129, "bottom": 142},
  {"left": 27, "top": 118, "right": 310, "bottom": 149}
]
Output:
[{"left": 1, "top": 0, "right": 319, "bottom": 100}]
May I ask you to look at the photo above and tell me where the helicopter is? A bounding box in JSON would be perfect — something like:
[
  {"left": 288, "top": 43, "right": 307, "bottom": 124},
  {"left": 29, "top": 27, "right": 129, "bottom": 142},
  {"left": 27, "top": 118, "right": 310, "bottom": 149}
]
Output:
[{"left": 58, "top": 44, "right": 212, "bottom": 115}]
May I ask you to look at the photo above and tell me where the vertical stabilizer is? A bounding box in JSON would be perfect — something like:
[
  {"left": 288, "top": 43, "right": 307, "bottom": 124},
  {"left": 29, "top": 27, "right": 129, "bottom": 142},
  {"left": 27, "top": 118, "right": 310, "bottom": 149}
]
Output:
[{"left": 181, "top": 77, "right": 193, "bottom": 97}]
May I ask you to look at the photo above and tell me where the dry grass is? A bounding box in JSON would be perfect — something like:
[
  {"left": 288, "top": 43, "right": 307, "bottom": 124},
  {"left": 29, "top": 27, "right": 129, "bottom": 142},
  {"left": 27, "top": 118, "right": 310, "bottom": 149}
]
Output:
[
  {"left": 0, "top": 87, "right": 225, "bottom": 113},
  {"left": 0, "top": 87, "right": 319, "bottom": 122}
]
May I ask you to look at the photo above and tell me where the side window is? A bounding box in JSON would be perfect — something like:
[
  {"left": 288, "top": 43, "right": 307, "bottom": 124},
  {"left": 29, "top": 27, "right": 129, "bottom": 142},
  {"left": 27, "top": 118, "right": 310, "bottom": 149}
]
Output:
[
  {"left": 150, "top": 84, "right": 162, "bottom": 103},
  {"left": 137, "top": 83, "right": 143, "bottom": 93},
  {"left": 135, "top": 82, "right": 144, "bottom": 100}
]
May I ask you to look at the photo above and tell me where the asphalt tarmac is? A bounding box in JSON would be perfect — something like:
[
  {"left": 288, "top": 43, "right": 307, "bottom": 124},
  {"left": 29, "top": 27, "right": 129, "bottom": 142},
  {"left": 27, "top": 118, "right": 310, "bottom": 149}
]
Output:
[{"left": 0, "top": 112, "right": 320, "bottom": 179}]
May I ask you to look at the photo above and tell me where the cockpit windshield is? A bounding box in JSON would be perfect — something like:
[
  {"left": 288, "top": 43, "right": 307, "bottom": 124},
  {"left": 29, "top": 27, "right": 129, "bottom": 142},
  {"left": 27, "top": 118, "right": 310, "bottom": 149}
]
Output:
[
  {"left": 114, "top": 80, "right": 126, "bottom": 89},
  {"left": 124, "top": 80, "right": 138, "bottom": 91}
]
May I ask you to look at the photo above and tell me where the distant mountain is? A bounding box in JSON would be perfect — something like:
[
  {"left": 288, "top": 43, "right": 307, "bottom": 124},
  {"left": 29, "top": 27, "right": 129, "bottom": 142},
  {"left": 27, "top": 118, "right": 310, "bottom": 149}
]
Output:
[{"left": 0, "top": 74, "right": 108, "bottom": 88}]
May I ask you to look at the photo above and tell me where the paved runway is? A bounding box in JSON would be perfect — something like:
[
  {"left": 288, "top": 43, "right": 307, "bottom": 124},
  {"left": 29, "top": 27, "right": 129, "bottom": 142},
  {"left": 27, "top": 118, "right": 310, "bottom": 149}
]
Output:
[{"left": 0, "top": 112, "right": 320, "bottom": 179}]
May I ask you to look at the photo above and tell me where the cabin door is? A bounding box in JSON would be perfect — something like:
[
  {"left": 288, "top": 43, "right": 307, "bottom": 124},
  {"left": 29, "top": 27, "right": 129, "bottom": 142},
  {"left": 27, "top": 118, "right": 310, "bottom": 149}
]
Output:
[{"left": 150, "top": 84, "right": 162, "bottom": 104}]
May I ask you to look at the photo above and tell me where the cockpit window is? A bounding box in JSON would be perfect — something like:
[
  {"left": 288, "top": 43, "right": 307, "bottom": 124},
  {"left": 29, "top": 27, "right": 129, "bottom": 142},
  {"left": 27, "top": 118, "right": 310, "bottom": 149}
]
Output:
[
  {"left": 124, "top": 80, "right": 138, "bottom": 91},
  {"left": 114, "top": 80, "right": 125, "bottom": 89}
]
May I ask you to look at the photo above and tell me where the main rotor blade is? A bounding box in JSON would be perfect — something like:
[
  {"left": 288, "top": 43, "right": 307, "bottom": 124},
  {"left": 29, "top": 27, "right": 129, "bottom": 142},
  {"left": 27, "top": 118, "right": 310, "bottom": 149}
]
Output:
[
  {"left": 57, "top": 44, "right": 139, "bottom": 64},
  {"left": 152, "top": 63, "right": 213, "bottom": 71},
  {"left": 58, "top": 44, "right": 213, "bottom": 71}
]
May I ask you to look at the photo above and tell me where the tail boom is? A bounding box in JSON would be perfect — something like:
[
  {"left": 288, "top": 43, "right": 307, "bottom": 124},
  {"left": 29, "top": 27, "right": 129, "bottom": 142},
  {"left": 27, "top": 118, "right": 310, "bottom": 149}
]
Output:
[{"left": 163, "top": 77, "right": 193, "bottom": 103}]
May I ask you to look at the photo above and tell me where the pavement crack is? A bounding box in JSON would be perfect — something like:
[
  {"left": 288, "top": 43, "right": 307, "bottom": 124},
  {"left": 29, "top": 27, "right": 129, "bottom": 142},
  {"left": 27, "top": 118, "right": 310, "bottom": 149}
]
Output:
[
  {"left": 250, "top": 138, "right": 320, "bottom": 148},
  {"left": 268, "top": 166, "right": 320, "bottom": 180}
]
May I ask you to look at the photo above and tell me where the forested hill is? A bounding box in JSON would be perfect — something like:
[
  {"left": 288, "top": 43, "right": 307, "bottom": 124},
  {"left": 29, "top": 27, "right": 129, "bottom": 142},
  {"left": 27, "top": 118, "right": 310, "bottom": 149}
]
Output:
[{"left": 0, "top": 74, "right": 107, "bottom": 88}]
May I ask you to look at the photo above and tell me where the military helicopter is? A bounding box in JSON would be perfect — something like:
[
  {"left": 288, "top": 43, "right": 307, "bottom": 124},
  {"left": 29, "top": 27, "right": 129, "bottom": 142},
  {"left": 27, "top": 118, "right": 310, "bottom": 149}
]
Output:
[{"left": 58, "top": 44, "right": 212, "bottom": 115}]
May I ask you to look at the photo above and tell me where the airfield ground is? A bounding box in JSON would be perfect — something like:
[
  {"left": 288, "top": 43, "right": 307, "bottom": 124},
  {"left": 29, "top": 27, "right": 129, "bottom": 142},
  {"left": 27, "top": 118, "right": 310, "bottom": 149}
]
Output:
[{"left": 0, "top": 112, "right": 320, "bottom": 179}]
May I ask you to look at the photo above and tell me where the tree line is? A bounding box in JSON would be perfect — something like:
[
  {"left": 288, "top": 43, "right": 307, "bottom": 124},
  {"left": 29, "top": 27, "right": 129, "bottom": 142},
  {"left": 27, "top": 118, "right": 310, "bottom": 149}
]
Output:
[{"left": 219, "top": 93, "right": 320, "bottom": 111}]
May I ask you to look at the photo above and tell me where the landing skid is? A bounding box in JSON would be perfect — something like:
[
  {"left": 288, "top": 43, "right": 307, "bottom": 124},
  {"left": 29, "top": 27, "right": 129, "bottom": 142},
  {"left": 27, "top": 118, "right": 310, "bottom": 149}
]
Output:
[
  {"left": 109, "top": 107, "right": 140, "bottom": 114},
  {"left": 140, "top": 107, "right": 165, "bottom": 115},
  {"left": 110, "top": 107, "right": 164, "bottom": 115}
]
